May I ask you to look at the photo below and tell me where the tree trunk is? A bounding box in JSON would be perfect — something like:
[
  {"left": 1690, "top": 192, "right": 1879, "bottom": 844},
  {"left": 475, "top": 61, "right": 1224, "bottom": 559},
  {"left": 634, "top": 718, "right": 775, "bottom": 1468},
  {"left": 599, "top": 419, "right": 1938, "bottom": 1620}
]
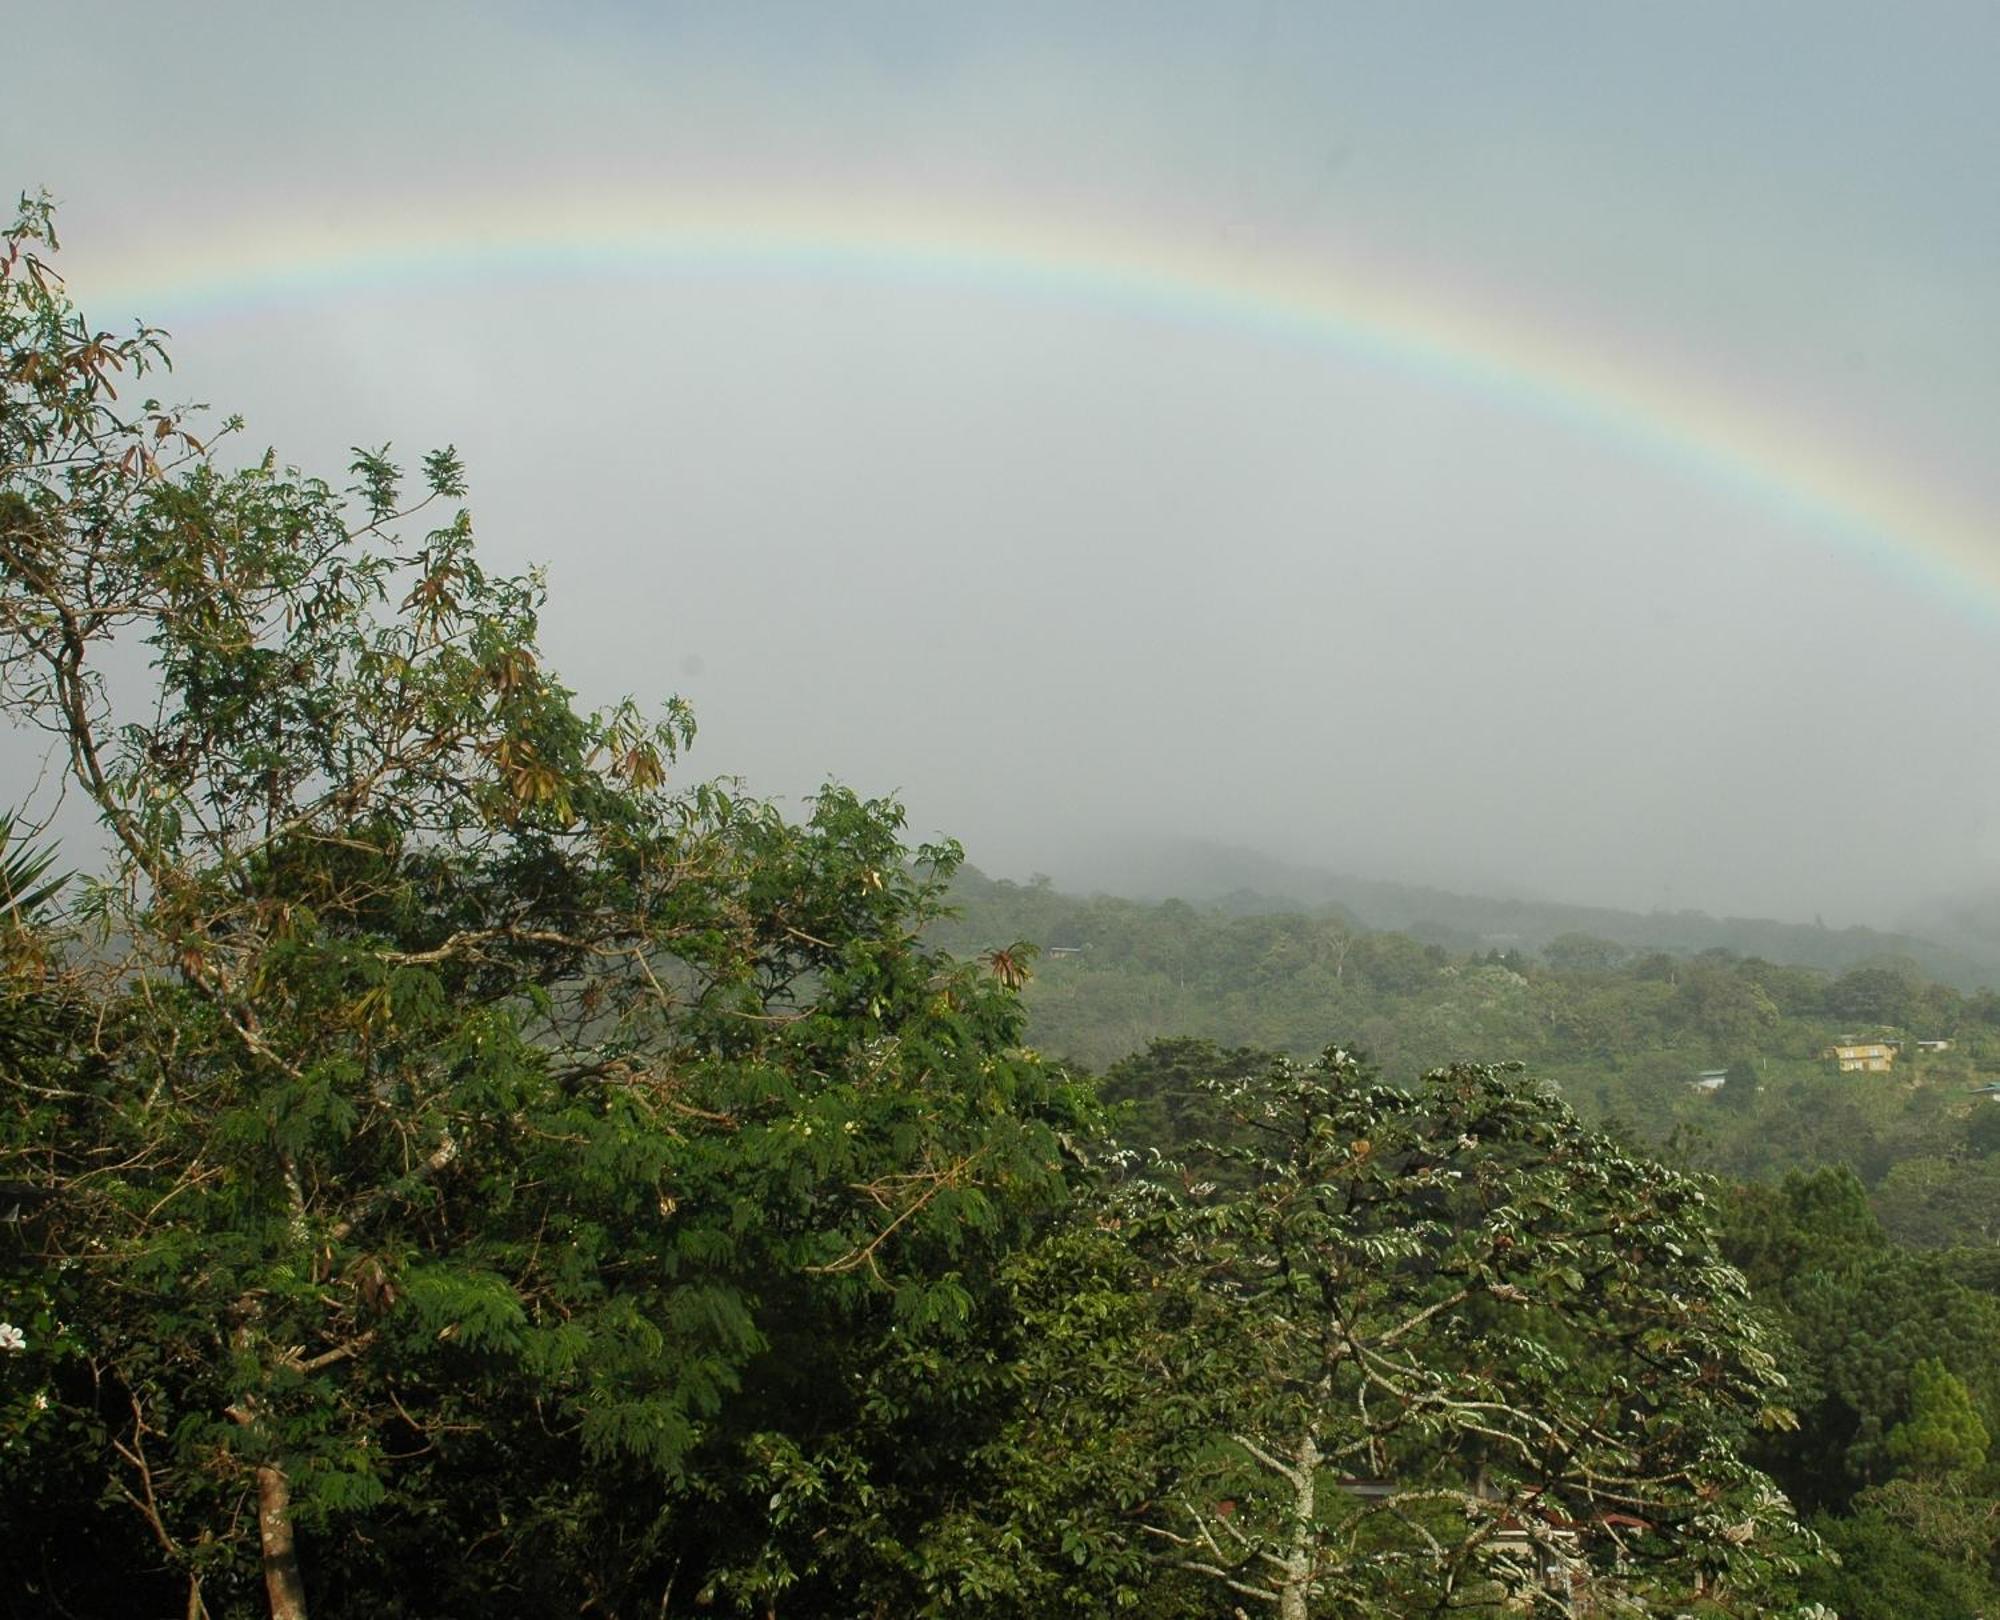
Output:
[
  {"left": 228, "top": 1322, "right": 309, "bottom": 1620},
  {"left": 1277, "top": 1433, "right": 1319, "bottom": 1620},
  {"left": 254, "top": 1458, "right": 309, "bottom": 1620},
  {"left": 264, "top": 1160, "right": 312, "bottom": 1619}
]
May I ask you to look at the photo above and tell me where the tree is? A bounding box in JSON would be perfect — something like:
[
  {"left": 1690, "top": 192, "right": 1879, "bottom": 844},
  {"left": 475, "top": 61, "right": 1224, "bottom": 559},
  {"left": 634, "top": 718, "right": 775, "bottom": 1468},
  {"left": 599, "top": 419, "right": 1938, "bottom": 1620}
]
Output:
[
  {"left": 1799, "top": 1507, "right": 1999, "bottom": 1620},
  {"left": 971, "top": 1049, "right": 1811, "bottom": 1616},
  {"left": 1717, "top": 1166, "right": 1886, "bottom": 1301},
  {"left": 1097, "top": 1035, "right": 1272, "bottom": 1161},
  {"left": 1969, "top": 1100, "right": 2000, "bottom": 1157},
  {"left": 0, "top": 195, "right": 1090, "bottom": 1618},
  {"left": 1668, "top": 963, "right": 1779, "bottom": 1052},
  {"left": 1885, "top": 1359, "right": 1989, "bottom": 1482},
  {"left": 1719, "top": 1055, "right": 1762, "bottom": 1112},
  {"left": 1540, "top": 932, "right": 1627, "bottom": 973},
  {"left": 1348, "top": 931, "right": 1442, "bottom": 996},
  {"left": 1825, "top": 967, "right": 1915, "bottom": 1030},
  {"left": 1872, "top": 1155, "right": 2000, "bottom": 1249},
  {"left": 1756, "top": 1247, "right": 2000, "bottom": 1496}
]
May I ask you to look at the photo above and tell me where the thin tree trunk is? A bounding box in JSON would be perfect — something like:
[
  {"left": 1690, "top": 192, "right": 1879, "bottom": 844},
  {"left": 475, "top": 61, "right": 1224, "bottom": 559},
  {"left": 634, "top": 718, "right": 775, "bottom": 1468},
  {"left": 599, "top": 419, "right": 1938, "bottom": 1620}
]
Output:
[
  {"left": 254, "top": 1458, "right": 309, "bottom": 1620},
  {"left": 231, "top": 1164, "right": 313, "bottom": 1620},
  {"left": 228, "top": 1321, "right": 309, "bottom": 1620}
]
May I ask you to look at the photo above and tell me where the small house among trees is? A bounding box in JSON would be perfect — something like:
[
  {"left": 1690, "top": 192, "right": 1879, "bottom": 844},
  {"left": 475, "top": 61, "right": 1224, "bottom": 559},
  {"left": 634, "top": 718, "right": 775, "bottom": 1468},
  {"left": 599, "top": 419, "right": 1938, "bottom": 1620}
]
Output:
[{"left": 1827, "top": 1040, "right": 1896, "bottom": 1073}]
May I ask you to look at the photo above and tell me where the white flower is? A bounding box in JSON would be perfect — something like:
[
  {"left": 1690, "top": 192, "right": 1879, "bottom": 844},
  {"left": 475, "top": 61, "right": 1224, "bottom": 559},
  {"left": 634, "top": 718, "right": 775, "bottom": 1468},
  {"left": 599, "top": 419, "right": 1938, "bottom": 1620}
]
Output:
[{"left": 0, "top": 1324, "right": 25, "bottom": 1352}]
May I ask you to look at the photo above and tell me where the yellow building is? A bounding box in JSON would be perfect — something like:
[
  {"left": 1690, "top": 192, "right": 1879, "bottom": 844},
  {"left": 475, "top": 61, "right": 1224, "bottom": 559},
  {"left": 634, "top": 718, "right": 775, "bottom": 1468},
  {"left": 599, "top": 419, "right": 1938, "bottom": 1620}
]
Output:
[{"left": 1827, "top": 1041, "right": 1895, "bottom": 1073}]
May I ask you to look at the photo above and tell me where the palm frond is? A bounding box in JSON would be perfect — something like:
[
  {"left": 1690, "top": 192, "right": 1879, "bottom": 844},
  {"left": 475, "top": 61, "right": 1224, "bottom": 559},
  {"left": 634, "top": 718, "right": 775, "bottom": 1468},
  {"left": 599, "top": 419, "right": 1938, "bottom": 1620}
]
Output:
[{"left": 0, "top": 812, "right": 65, "bottom": 922}]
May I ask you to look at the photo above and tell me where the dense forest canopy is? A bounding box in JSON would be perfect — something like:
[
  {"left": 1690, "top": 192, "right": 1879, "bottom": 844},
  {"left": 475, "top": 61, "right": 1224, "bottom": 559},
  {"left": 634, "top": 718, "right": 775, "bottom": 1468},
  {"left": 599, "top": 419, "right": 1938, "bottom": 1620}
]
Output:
[{"left": 2, "top": 199, "right": 1996, "bottom": 1619}]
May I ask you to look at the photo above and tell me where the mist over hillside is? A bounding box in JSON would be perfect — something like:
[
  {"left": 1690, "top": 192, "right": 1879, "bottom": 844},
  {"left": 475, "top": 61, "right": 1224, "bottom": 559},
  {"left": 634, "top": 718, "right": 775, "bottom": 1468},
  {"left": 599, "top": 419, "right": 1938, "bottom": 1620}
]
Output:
[
  {"left": 1024, "top": 836, "right": 2000, "bottom": 990},
  {"left": 1897, "top": 892, "right": 2000, "bottom": 984}
]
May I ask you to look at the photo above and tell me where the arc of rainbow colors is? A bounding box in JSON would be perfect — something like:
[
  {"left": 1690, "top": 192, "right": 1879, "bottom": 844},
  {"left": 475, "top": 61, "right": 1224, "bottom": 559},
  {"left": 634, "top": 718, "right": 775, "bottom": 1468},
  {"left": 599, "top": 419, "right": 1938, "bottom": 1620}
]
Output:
[{"left": 78, "top": 198, "right": 1999, "bottom": 625}]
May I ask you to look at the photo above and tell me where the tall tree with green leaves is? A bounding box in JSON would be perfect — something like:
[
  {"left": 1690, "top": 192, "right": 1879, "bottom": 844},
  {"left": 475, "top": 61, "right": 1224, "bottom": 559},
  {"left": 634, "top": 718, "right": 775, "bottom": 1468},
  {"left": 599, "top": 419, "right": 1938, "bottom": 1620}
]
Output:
[
  {"left": 946, "top": 1049, "right": 1814, "bottom": 1616},
  {"left": 0, "top": 193, "right": 1090, "bottom": 1619}
]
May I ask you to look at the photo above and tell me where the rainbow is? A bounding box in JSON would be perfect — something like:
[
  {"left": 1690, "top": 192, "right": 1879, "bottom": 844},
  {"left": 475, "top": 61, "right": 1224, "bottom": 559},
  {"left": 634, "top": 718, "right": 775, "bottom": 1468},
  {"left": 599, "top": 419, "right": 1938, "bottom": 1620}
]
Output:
[{"left": 71, "top": 193, "right": 1999, "bottom": 623}]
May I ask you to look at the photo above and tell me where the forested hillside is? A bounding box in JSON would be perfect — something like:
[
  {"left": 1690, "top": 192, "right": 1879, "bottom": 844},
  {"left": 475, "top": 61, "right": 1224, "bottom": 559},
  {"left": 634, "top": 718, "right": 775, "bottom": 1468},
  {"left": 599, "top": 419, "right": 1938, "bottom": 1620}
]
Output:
[
  {"left": 1037, "top": 838, "right": 2000, "bottom": 988},
  {"left": 938, "top": 868, "right": 2000, "bottom": 1616},
  {"left": 937, "top": 865, "right": 1996, "bottom": 1099}
]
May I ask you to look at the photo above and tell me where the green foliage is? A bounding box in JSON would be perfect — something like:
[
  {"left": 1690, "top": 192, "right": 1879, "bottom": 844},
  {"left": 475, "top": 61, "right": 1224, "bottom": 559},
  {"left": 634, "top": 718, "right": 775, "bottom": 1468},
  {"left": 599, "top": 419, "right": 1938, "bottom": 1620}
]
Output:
[
  {"left": 1798, "top": 1506, "right": 2000, "bottom": 1620},
  {"left": 1096, "top": 1035, "right": 1269, "bottom": 1165},
  {"left": 1872, "top": 1155, "right": 2000, "bottom": 1248},
  {"left": 941, "top": 866, "right": 2000, "bottom": 1231},
  {"left": 1826, "top": 966, "right": 1918, "bottom": 1028},
  {"left": 963, "top": 1049, "right": 1811, "bottom": 1615},
  {"left": 0, "top": 197, "right": 1090, "bottom": 1618},
  {"left": 0, "top": 812, "right": 64, "bottom": 927},
  {"left": 1540, "top": 930, "right": 1628, "bottom": 972},
  {"left": 1886, "top": 1359, "right": 1989, "bottom": 1481}
]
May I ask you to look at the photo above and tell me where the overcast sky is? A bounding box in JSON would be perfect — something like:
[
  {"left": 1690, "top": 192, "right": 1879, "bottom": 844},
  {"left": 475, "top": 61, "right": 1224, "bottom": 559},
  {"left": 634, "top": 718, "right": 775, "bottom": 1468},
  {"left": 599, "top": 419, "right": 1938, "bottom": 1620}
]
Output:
[{"left": 11, "top": 2, "right": 2000, "bottom": 926}]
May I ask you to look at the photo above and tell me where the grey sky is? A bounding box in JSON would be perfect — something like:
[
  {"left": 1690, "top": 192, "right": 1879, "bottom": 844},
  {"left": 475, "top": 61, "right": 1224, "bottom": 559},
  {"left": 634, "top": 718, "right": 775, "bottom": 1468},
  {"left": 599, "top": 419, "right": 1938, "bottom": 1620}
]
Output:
[{"left": 10, "top": 1, "right": 2000, "bottom": 926}]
